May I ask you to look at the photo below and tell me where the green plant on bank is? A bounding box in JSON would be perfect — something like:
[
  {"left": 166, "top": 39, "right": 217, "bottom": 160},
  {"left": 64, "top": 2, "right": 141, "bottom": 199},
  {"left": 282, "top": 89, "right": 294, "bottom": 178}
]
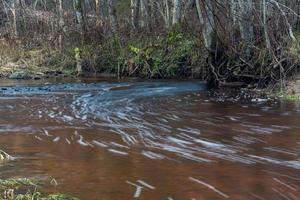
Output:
[
  {"left": 0, "top": 178, "right": 36, "bottom": 188},
  {"left": 0, "top": 150, "right": 77, "bottom": 200},
  {"left": 282, "top": 94, "right": 300, "bottom": 100},
  {"left": 57, "top": 28, "right": 207, "bottom": 78},
  {"left": 0, "top": 178, "right": 78, "bottom": 200},
  {"left": 123, "top": 29, "right": 207, "bottom": 78},
  {"left": 0, "top": 27, "right": 207, "bottom": 79},
  {"left": 275, "top": 90, "right": 300, "bottom": 100},
  {"left": 285, "top": 95, "right": 300, "bottom": 100}
]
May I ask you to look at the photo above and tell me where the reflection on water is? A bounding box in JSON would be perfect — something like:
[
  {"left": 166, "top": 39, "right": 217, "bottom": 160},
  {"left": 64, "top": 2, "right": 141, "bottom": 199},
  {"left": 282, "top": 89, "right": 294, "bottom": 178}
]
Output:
[{"left": 0, "top": 79, "right": 299, "bottom": 200}]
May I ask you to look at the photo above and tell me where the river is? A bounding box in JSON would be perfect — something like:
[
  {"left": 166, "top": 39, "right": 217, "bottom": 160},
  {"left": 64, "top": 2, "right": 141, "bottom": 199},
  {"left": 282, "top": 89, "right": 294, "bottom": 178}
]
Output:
[{"left": 0, "top": 78, "right": 299, "bottom": 200}]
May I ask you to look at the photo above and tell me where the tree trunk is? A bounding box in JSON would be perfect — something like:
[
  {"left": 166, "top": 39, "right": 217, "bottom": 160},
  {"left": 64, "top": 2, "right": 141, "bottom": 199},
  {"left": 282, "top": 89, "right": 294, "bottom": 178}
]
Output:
[
  {"left": 108, "top": 0, "right": 117, "bottom": 33},
  {"left": 195, "top": 0, "right": 215, "bottom": 50},
  {"left": 230, "top": 0, "right": 237, "bottom": 26},
  {"left": 237, "top": 0, "right": 254, "bottom": 44},
  {"left": 75, "top": 47, "right": 82, "bottom": 75},
  {"left": 262, "top": 0, "right": 271, "bottom": 49},
  {"left": 95, "top": 0, "right": 100, "bottom": 19},
  {"left": 140, "top": 0, "right": 148, "bottom": 28},
  {"left": 273, "top": 0, "right": 296, "bottom": 41},
  {"left": 73, "top": 0, "right": 86, "bottom": 35},
  {"left": 95, "top": 0, "right": 99, "bottom": 11},
  {"left": 172, "top": 0, "right": 182, "bottom": 25},
  {"left": 58, "top": 0, "right": 64, "bottom": 49},
  {"left": 164, "top": 0, "right": 171, "bottom": 28},
  {"left": 131, "top": 0, "right": 140, "bottom": 29},
  {"left": 11, "top": 0, "right": 18, "bottom": 37},
  {"left": 236, "top": 0, "right": 254, "bottom": 58}
]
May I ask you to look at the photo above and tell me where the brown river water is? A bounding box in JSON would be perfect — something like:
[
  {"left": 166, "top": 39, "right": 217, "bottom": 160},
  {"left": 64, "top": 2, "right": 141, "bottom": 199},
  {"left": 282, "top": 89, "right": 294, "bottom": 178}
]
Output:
[{"left": 0, "top": 78, "right": 300, "bottom": 200}]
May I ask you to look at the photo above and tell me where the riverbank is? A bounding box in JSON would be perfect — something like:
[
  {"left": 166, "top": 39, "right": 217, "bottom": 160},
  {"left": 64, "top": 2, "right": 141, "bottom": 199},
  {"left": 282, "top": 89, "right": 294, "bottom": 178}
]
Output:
[
  {"left": 0, "top": 29, "right": 207, "bottom": 81},
  {"left": 0, "top": 42, "right": 66, "bottom": 80},
  {"left": 1, "top": 28, "right": 300, "bottom": 100}
]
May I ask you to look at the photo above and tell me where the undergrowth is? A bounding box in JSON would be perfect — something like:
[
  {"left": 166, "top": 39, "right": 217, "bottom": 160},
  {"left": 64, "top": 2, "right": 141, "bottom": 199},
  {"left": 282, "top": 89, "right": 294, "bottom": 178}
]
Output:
[
  {"left": 0, "top": 178, "right": 78, "bottom": 200},
  {"left": 0, "top": 28, "right": 208, "bottom": 79}
]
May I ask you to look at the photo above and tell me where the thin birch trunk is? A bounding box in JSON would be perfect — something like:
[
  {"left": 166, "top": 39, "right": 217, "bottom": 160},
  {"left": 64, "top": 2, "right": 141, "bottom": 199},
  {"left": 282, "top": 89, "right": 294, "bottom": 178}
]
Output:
[
  {"left": 58, "top": 0, "right": 64, "bottom": 49},
  {"left": 231, "top": 0, "right": 237, "bottom": 26},
  {"left": 131, "top": 0, "right": 134, "bottom": 28},
  {"left": 95, "top": 0, "right": 100, "bottom": 22},
  {"left": 131, "top": 0, "right": 141, "bottom": 29},
  {"left": 196, "top": 0, "right": 214, "bottom": 50},
  {"left": 11, "top": 0, "right": 18, "bottom": 37},
  {"left": 140, "top": 0, "right": 148, "bottom": 28},
  {"left": 236, "top": 0, "right": 254, "bottom": 57},
  {"left": 262, "top": 0, "right": 271, "bottom": 49},
  {"left": 237, "top": 0, "right": 254, "bottom": 43},
  {"left": 165, "top": 0, "right": 171, "bottom": 28},
  {"left": 172, "top": 0, "right": 181, "bottom": 25},
  {"left": 108, "top": 0, "right": 117, "bottom": 33},
  {"left": 273, "top": 0, "right": 296, "bottom": 41},
  {"left": 73, "top": 0, "right": 86, "bottom": 35}
]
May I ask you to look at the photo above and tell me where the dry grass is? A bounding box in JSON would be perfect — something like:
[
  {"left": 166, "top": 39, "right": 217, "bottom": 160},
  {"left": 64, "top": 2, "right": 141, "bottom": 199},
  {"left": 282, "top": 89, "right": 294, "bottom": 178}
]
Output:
[{"left": 0, "top": 40, "right": 73, "bottom": 78}]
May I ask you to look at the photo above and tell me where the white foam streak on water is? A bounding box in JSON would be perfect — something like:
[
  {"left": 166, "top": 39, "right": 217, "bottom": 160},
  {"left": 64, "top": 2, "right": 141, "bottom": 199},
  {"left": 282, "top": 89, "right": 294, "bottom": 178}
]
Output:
[
  {"left": 248, "top": 155, "right": 300, "bottom": 169},
  {"left": 108, "top": 149, "right": 129, "bottom": 156},
  {"left": 189, "top": 177, "right": 229, "bottom": 198},
  {"left": 92, "top": 140, "right": 108, "bottom": 148},
  {"left": 272, "top": 178, "right": 297, "bottom": 191},
  {"left": 264, "top": 147, "right": 299, "bottom": 156},
  {"left": 141, "top": 151, "right": 165, "bottom": 160},
  {"left": 1, "top": 81, "right": 300, "bottom": 170}
]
